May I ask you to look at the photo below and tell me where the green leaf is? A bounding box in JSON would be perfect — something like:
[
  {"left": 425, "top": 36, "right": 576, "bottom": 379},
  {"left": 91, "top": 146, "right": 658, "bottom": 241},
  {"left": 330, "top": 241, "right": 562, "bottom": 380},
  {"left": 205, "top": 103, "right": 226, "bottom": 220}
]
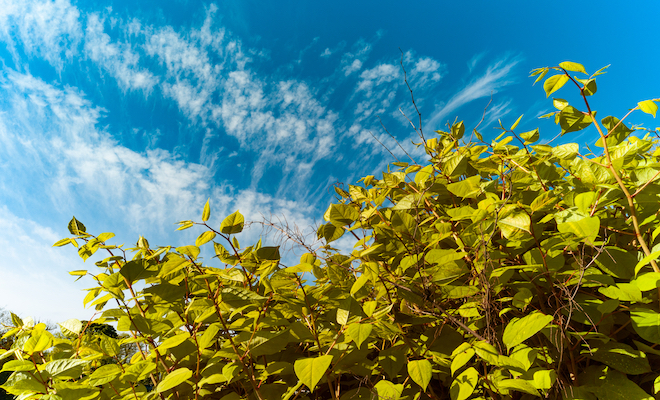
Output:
[
  {"left": 374, "top": 380, "right": 403, "bottom": 400},
  {"left": 598, "top": 283, "right": 642, "bottom": 302},
  {"left": 97, "top": 232, "right": 114, "bottom": 242},
  {"left": 198, "top": 323, "right": 220, "bottom": 349},
  {"left": 510, "top": 114, "right": 523, "bottom": 131},
  {"left": 88, "top": 364, "right": 121, "bottom": 386},
  {"left": 496, "top": 379, "right": 539, "bottom": 396},
  {"left": 44, "top": 359, "right": 89, "bottom": 379},
  {"left": 597, "top": 116, "right": 634, "bottom": 147},
  {"left": 451, "top": 347, "right": 475, "bottom": 376},
  {"left": 557, "top": 106, "right": 593, "bottom": 134},
  {"left": 587, "top": 341, "right": 651, "bottom": 375},
  {"left": 520, "top": 128, "right": 539, "bottom": 144},
  {"left": 582, "top": 366, "right": 653, "bottom": 400},
  {"left": 631, "top": 309, "right": 660, "bottom": 344},
  {"left": 157, "top": 332, "right": 191, "bottom": 352},
  {"left": 53, "top": 238, "right": 73, "bottom": 247},
  {"left": 497, "top": 212, "right": 531, "bottom": 240},
  {"left": 556, "top": 214, "right": 600, "bottom": 245},
  {"left": 559, "top": 61, "right": 587, "bottom": 74},
  {"left": 68, "top": 216, "right": 86, "bottom": 235},
  {"left": 317, "top": 222, "right": 345, "bottom": 243},
  {"left": 378, "top": 347, "right": 406, "bottom": 379},
  {"left": 347, "top": 323, "right": 372, "bottom": 349},
  {"left": 638, "top": 100, "right": 658, "bottom": 117},
  {"left": 552, "top": 142, "right": 579, "bottom": 160},
  {"left": 635, "top": 250, "right": 660, "bottom": 275},
  {"left": 294, "top": 355, "right": 333, "bottom": 392},
  {"left": 407, "top": 359, "right": 432, "bottom": 391},
  {"left": 324, "top": 204, "right": 359, "bottom": 225},
  {"left": 1, "top": 360, "right": 35, "bottom": 372},
  {"left": 58, "top": 319, "right": 82, "bottom": 336},
  {"left": 202, "top": 198, "right": 211, "bottom": 221},
  {"left": 157, "top": 368, "right": 193, "bottom": 393},
  {"left": 450, "top": 367, "right": 478, "bottom": 400},
  {"left": 195, "top": 231, "right": 216, "bottom": 247},
  {"left": 553, "top": 98, "right": 569, "bottom": 110},
  {"left": 583, "top": 78, "right": 597, "bottom": 96},
  {"left": 446, "top": 175, "right": 481, "bottom": 199},
  {"left": 23, "top": 329, "right": 54, "bottom": 355},
  {"left": 631, "top": 272, "right": 660, "bottom": 291},
  {"left": 544, "top": 74, "right": 570, "bottom": 97},
  {"left": 220, "top": 210, "right": 245, "bottom": 234},
  {"left": 503, "top": 311, "right": 553, "bottom": 349}
]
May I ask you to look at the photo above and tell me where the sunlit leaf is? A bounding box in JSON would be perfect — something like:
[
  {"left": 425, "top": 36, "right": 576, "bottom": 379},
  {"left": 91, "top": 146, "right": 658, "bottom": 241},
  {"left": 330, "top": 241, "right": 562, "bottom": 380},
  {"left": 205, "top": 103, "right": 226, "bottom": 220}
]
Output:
[{"left": 294, "top": 355, "right": 333, "bottom": 392}]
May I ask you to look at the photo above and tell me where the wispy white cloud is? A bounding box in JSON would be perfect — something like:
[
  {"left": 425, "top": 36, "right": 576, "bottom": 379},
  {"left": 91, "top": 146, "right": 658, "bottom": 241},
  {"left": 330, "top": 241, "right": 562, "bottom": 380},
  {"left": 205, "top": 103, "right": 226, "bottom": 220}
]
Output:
[
  {"left": 468, "top": 51, "right": 487, "bottom": 73},
  {"left": 320, "top": 40, "right": 346, "bottom": 58},
  {"left": 84, "top": 13, "right": 157, "bottom": 92},
  {"left": 427, "top": 54, "right": 522, "bottom": 130},
  {"left": 482, "top": 99, "right": 513, "bottom": 129},
  {"left": 0, "top": 0, "right": 82, "bottom": 69},
  {"left": 343, "top": 59, "right": 363, "bottom": 76},
  {"left": 339, "top": 39, "right": 372, "bottom": 76}
]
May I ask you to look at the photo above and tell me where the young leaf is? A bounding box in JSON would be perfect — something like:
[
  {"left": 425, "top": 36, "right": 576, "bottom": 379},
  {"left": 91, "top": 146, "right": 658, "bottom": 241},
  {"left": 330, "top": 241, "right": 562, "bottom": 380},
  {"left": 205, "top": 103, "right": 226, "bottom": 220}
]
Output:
[
  {"left": 510, "top": 114, "right": 523, "bottom": 131},
  {"left": 157, "top": 368, "right": 193, "bottom": 393},
  {"left": 202, "top": 198, "right": 211, "bottom": 221},
  {"left": 220, "top": 210, "right": 245, "bottom": 234},
  {"left": 543, "top": 74, "right": 570, "bottom": 97},
  {"left": 638, "top": 100, "right": 658, "bottom": 118},
  {"left": 503, "top": 311, "right": 553, "bottom": 349},
  {"left": 195, "top": 231, "right": 216, "bottom": 247},
  {"left": 407, "top": 359, "right": 432, "bottom": 391},
  {"left": 1, "top": 360, "right": 35, "bottom": 372},
  {"left": 347, "top": 323, "right": 372, "bottom": 349},
  {"left": 294, "top": 355, "right": 333, "bottom": 392},
  {"left": 53, "top": 238, "right": 72, "bottom": 247},
  {"left": 449, "top": 367, "right": 478, "bottom": 400},
  {"left": 559, "top": 61, "right": 587, "bottom": 74},
  {"left": 67, "top": 216, "right": 87, "bottom": 235},
  {"left": 374, "top": 380, "right": 403, "bottom": 400},
  {"left": 631, "top": 309, "right": 660, "bottom": 344}
]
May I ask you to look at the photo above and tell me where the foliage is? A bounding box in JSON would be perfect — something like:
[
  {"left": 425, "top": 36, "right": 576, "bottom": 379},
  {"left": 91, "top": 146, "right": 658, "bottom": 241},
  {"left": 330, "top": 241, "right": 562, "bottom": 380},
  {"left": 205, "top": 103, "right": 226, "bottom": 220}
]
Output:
[{"left": 2, "top": 61, "right": 660, "bottom": 399}]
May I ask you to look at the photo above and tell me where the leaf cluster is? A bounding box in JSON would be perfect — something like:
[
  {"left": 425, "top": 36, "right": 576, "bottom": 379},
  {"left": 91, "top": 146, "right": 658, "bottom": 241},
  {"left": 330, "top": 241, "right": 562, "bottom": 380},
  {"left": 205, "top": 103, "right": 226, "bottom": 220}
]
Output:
[{"left": 3, "top": 62, "right": 660, "bottom": 400}]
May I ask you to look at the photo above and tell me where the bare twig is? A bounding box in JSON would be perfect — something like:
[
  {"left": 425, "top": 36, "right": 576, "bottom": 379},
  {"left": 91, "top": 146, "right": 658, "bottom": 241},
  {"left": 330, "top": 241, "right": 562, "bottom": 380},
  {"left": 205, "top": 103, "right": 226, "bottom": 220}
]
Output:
[
  {"left": 377, "top": 115, "right": 416, "bottom": 164},
  {"left": 399, "top": 48, "right": 426, "bottom": 144}
]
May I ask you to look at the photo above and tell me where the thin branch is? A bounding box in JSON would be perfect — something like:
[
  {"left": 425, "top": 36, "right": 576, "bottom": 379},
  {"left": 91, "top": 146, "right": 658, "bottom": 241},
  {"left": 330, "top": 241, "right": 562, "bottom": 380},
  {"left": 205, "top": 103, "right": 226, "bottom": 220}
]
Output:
[
  {"left": 378, "top": 114, "right": 416, "bottom": 164},
  {"left": 368, "top": 130, "right": 400, "bottom": 162},
  {"left": 399, "top": 48, "right": 426, "bottom": 144}
]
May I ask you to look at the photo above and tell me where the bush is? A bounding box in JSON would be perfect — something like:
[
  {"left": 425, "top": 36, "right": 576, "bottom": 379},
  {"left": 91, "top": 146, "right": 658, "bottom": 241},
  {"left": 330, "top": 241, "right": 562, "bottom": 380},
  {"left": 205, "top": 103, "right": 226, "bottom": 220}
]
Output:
[{"left": 2, "top": 61, "right": 660, "bottom": 400}]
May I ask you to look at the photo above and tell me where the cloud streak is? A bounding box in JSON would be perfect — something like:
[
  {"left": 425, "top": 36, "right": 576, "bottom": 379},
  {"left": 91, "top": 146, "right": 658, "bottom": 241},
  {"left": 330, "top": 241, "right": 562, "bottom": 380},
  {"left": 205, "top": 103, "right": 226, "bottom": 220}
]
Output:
[{"left": 427, "top": 55, "right": 522, "bottom": 130}]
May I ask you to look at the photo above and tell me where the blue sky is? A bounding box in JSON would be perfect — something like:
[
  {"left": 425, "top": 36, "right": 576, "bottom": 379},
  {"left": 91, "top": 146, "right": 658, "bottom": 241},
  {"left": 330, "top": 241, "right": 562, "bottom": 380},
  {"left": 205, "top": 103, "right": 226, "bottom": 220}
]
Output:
[{"left": 1, "top": 0, "right": 659, "bottom": 323}]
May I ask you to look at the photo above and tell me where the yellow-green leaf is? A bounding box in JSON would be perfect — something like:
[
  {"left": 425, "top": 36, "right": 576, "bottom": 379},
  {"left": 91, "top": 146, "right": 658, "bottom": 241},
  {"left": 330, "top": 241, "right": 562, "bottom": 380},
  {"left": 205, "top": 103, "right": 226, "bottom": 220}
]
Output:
[
  {"left": 195, "top": 231, "right": 216, "bottom": 247},
  {"left": 294, "top": 355, "right": 333, "bottom": 392},
  {"left": 407, "top": 359, "right": 432, "bottom": 391},
  {"left": 503, "top": 311, "right": 553, "bottom": 349},
  {"left": 450, "top": 367, "right": 478, "bottom": 400},
  {"left": 52, "top": 238, "right": 72, "bottom": 247},
  {"left": 510, "top": 114, "right": 523, "bottom": 131},
  {"left": 221, "top": 210, "right": 244, "bottom": 234},
  {"left": 497, "top": 212, "right": 531, "bottom": 240},
  {"left": 1, "top": 360, "right": 35, "bottom": 372},
  {"left": 23, "top": 329, "right": 54, "bottom": 355},
  {"left": 543, "top": 74, "right": 569, "bottom": 97},
  {"left": 638, "top": 100, "right": 658, "bottom": 118},
  {"left": 374, "top": 380, "right": 403, "bottom": 400},
  {"left": 347, "top": 323, "right": 372, "bottom": 349},
  {"left": 559, "top": 61, "right": 586, "bottom": 74},
  {"left": 157, "top": 368, "right": 193, "bottom": 393},
  {"left": 202, "top": 198, "right": 211, "bottom": 221}
]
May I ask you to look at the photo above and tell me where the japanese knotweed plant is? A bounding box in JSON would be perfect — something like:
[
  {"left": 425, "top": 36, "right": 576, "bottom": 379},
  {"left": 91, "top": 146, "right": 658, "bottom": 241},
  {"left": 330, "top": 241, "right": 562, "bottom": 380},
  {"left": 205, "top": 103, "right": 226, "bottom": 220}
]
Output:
[{"left": 2, "top": 61, "right": 660, "bottom": 400}]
